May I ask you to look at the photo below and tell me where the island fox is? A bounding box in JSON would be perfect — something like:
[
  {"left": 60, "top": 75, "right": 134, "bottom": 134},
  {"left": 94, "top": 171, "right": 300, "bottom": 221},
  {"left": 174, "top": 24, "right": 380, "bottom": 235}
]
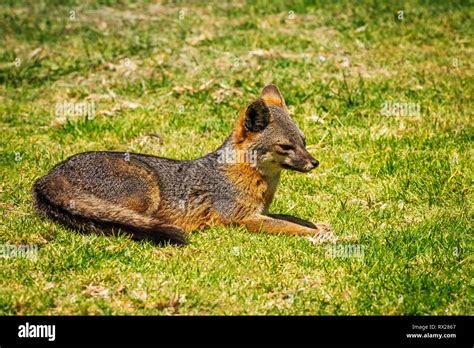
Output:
[{"left": 32, "top": 84, "right": 336, "bottom": 245}]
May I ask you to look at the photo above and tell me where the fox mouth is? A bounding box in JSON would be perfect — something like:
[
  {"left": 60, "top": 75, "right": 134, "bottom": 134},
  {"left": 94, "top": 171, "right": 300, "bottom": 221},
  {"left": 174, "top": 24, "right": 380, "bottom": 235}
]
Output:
[{"left": 281, "top": 163, "right": 313, "bottom": 173}]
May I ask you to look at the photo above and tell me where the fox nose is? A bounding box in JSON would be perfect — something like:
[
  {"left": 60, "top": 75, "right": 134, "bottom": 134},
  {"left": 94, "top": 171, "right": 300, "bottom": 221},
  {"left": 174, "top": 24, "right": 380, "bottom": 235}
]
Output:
[{"left": 310, "top": 159, "right": 319, "bottom": 168}]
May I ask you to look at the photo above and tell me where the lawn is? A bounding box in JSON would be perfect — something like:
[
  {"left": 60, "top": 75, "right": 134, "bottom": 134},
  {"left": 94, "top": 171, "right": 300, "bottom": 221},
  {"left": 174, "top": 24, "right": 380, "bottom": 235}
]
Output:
[{"left": 0, "top": 0, "right": 472, "bottom": 315}]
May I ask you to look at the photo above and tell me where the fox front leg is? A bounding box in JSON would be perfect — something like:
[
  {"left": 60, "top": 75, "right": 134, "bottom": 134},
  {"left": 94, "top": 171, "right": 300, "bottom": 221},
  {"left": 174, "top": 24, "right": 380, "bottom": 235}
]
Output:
[
  {"left": 267, "top": 213, "right": 317, "bottom": 229},
  {"left": 243, "top": 214, "right": 337, "bottom": 243}
]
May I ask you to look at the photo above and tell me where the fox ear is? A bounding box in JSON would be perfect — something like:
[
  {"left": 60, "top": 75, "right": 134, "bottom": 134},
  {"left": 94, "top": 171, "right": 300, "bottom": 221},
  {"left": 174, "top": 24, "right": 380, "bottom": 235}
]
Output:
[
  {"left": 244, "top": 98, "right": 270, "bottom": 132},
  {"left": 260, "top": 84, "right": 286, "bottom": 109}
]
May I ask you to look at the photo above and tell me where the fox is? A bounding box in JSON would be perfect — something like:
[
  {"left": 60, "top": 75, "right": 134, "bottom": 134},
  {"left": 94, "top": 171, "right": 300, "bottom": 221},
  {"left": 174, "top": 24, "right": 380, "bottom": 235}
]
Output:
[{"left": 32, "top": 84, "right": 336, "bottom": 245}]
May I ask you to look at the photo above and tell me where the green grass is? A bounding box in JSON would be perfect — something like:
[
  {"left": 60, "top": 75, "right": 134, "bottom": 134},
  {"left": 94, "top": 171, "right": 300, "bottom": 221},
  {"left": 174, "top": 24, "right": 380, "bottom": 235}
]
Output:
[{"left": 0, "top": 0, "right": 472, "bottom": 315}]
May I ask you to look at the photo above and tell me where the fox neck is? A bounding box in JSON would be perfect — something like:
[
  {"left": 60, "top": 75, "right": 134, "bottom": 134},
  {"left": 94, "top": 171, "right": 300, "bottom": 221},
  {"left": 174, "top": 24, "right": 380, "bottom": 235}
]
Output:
[
  {"left": 259, "top": 165, "right": 281, "bottom": 212},
  {"left": 213, "top": 132, "right": 282, "bottom": 212}
]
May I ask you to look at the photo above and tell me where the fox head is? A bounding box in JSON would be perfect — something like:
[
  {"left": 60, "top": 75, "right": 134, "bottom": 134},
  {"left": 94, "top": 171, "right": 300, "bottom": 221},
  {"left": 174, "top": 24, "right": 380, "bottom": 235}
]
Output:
[{"left": 233, "top": 84, "right": 319, "bottom": 173}]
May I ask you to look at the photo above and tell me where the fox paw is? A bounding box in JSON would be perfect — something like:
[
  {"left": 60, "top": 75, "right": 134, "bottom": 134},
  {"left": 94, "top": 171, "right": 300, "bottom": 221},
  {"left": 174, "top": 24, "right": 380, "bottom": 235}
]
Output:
[{"left": 305, "top": 223, "right": 338, "bottom": 244}]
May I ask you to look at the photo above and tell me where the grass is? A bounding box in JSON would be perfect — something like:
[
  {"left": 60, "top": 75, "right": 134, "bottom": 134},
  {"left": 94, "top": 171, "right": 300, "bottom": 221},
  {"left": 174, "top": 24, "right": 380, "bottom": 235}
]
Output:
[{"left": 0, "top": 0, "right": 472, "bottom": 315}]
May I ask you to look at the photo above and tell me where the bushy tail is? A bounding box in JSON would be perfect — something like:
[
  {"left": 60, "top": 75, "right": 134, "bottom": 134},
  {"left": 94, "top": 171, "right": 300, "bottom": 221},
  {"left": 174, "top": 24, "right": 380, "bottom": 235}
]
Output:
[{"left": 32, "top": 179, "right": 187, "bottom": 245}]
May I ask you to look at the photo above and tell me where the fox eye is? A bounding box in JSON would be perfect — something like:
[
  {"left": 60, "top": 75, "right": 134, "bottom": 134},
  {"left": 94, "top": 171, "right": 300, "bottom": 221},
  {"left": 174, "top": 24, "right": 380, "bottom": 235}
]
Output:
[{"left": 276, "top": 144, "right": 294, "bottom": 152}]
